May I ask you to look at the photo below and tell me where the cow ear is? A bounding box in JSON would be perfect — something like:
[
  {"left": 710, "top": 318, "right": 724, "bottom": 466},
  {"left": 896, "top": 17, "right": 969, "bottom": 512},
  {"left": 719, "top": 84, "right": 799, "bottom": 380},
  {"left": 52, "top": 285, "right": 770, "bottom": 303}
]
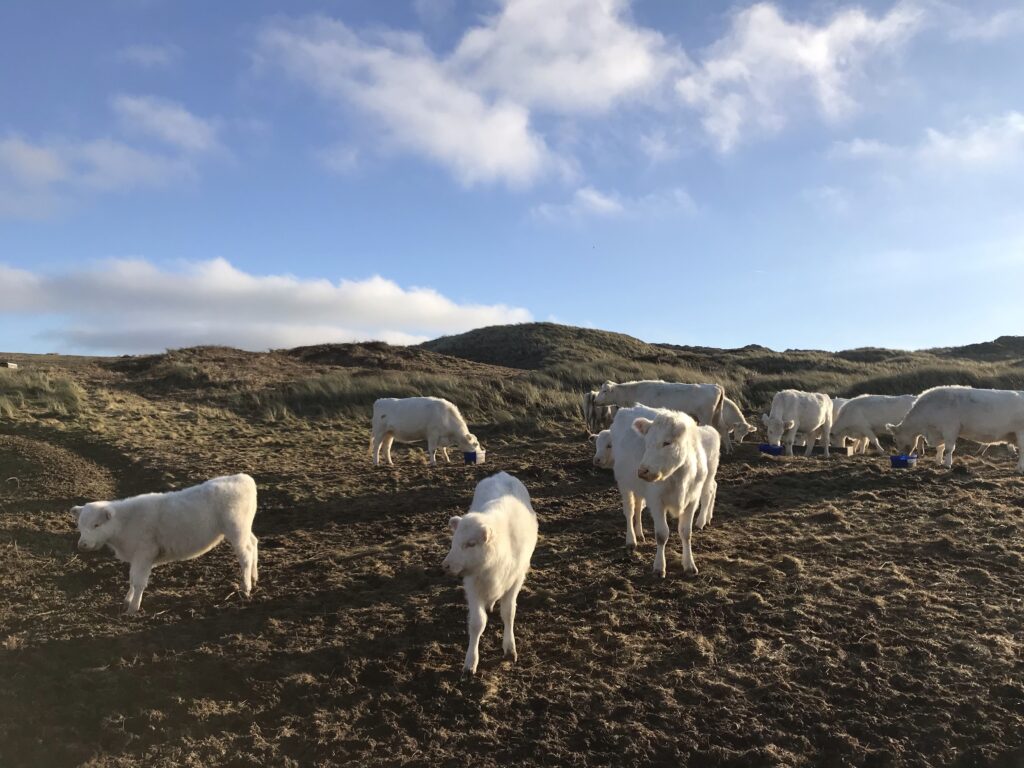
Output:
[
  {"left": 103, "top": 508, "right": 115, "bottom": 522},
  {"left": 884, "top": 423, "right": 896, "bottom": 434},
  {"left": 761, "top": 413, "right": 769, "bottom": 425},
  {"left": 70, "top": 505, "right": 83, "bottom": 522},
  {"left": 784, "top": 420, "right": 796, "bottom": 430},
  {"left": 602, "top": 380, "right": 614, "bottom": 388},
  {"left": 588, "top": 433, "right": 598, "bottom": 443},
  {"left": 479, "top": 525, "right": 492, "bottom": 544},
  {"left": 449, "top": 515, "right": 462, "bottom": 532},
  {"left": 632, "top": 417, "right": 653, "bottom": 435}
]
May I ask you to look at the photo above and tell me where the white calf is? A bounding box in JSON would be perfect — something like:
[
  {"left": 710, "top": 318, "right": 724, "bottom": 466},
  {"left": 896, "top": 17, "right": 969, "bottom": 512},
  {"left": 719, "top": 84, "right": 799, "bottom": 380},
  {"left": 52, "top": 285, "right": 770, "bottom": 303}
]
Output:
[
  {"left": 632, "top": 409, "right": 708, "bottom": 577},
  {"left": 608, "top": 405, "right": 661, "bottom": 548},
  {"left": 763, "top": 390, "right": 833, "bottom": 457},
  {"left": 371, "top": 397, "right": 480, "bottom": 466},
  {"left": 442, "top": 472, "right": 538, "bottom": 675},
  {"left": 73, "top": 474, "right": 258, "bottom": 614},
  {"left": 830, "top": 394, "right": 917, "bottom": 455},
  {"left": 722, "top": 396, "right": 757, "bottom": 445}
]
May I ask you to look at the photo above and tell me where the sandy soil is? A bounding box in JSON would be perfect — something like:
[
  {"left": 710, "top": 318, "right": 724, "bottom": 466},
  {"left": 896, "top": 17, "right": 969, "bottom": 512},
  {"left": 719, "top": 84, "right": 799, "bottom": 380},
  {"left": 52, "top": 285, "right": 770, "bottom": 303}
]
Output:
[{"left": 1, "top": 398, "right": 1023, "bottom": 767}]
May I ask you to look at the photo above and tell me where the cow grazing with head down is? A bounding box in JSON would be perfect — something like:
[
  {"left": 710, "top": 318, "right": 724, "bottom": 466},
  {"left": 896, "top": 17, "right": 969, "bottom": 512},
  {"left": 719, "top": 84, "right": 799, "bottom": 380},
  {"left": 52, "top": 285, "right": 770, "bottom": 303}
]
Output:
[
  {"left": 763, "top": 390, "right": 833, "bottom": 457},
  {"left": 594, "top": 379, "right": 729, "bottom": 451},
  {"left": 887, "top": 386, "right": 1024, "bottom": 472},
  {"left": 371, "top": 397, "right": 480, "bottom": 466}
]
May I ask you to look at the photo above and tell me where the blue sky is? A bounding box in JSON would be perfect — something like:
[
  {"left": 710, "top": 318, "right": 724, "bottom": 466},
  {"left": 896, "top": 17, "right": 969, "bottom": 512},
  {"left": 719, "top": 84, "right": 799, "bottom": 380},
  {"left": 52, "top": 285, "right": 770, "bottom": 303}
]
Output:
[{"left": 1, "top": 0, "right": 1023, "bottom": 354}]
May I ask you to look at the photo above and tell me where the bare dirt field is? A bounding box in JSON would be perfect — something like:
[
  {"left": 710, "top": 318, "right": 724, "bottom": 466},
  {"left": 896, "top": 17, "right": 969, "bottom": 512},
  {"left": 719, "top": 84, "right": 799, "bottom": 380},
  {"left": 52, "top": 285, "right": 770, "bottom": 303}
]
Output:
[{"left": 1, "top": 340, "right": 1023, "bottom": 767}]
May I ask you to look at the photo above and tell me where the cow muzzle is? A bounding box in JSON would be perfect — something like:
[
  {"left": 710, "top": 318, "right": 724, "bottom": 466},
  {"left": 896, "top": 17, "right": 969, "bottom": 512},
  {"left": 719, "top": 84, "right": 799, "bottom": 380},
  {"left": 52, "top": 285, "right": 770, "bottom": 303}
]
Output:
[{"left": 637, "top": 467, "right": 656, "bottom": 481}]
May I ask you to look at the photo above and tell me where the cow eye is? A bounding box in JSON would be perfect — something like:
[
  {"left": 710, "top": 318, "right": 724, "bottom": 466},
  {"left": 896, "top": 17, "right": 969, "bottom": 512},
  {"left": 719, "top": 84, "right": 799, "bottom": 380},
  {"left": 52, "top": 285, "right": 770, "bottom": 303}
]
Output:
[
  {"left": 662, "top": 441, "right": 672, "bottom": 447},
  {"left": 462, "top": 541, "right": 475, "bottom": 548}
]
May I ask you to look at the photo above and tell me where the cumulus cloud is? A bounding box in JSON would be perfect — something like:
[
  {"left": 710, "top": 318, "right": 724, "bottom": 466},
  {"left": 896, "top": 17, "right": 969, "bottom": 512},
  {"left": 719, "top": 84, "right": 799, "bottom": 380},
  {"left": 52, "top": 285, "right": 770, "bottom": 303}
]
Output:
[
  {"left": 533, "top": 185, "right": 696, "bottom": 222},
  {"left": 257, "top": 1, "right": 682, "bottom": 186},
  {"left": 676, "top": 2, "right": 923, "bottom": 152},
  {"left": 0, "top": 258, "right": 532, "bottom": 354},
  {"left": 112, "top": 95, "right": 219, "bottom": 153},
  {"left": 833, "top": 112, "right": 1024, "bottom": 170},
  {"left": 116, "top": 43, "right": 182, "bottom": 69}
]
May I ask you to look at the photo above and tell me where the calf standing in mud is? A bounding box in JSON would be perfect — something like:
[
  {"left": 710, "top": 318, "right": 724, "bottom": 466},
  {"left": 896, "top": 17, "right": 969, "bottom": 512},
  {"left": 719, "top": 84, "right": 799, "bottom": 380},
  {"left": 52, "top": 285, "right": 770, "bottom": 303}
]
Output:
[
  {"left": 633, "top": 410, "right": 709, "bottom": 578},
  {"left": 442, "top": 471, "right": 538, "bottom": 676},
  {"left": 73, "top": 473, "right": 259, "bottom": 614}
]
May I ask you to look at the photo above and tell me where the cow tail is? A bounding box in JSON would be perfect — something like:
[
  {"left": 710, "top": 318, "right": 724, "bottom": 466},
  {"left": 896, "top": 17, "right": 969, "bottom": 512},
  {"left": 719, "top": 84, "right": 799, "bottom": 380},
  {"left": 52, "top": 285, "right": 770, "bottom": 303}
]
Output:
[{"left": 712, "top": 386, "right": 726, "bottom": 433}]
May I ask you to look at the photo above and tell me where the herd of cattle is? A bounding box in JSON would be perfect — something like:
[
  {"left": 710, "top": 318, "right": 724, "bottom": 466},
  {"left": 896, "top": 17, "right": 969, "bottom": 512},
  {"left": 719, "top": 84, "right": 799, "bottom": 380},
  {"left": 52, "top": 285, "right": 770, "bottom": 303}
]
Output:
[{"left": 69, "top": 380, "right": 1024, "bottom": 674}]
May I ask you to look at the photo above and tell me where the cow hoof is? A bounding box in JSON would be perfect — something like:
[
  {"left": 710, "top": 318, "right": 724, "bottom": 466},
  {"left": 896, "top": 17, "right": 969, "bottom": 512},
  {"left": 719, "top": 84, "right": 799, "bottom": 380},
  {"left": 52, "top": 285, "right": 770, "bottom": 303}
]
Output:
[
  {"left": 503, "top": 651, "right": 517, "bottom": 662},
  {"left": 683, "top": 567, "right": 699, "bottom": 578},
  {"left": 653, "top": 568, "right": 666, "bottom": 579}
]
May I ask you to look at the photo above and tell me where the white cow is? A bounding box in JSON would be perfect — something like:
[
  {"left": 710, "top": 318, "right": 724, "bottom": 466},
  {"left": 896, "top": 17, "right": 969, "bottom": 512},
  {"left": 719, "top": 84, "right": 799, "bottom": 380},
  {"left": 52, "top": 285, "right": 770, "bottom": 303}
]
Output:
[
  {"left": 73, "top": 474, "right": 258, "bottom": 614},
  {"left": 763, "top": 390, "right": 833, "bottom": 457},
  {"left": 607, "top": 404, "right": 661, "bottom": 548},
  {"left": 632, "top": 409, "right": 709, "bottom": 577},
  {"left": 442, "top": 472, "right": 538, "bottom": 675},
  {"left": 830, "top": 394, "right": 917, "bottom": 455},
  {"left": 371, "top": 397, "right": 480, "bottom": 466},
  {"left": 722, "top": 396, "right": 757, "bottom": 445},
  {"left": 591, "top": 429, "right": 613, "bottom": 469},
  {"left": 886, "top": 386, "right": 1024, "bottom": 472},
  {"left": 593, "top": 410, "right": 720, "bottom": 547},
  {"left": 583, "top": 391, "right": 618, "bottom": 435},
  {"left": 594, "top": 380, "right": 727, "bottom": 449}
]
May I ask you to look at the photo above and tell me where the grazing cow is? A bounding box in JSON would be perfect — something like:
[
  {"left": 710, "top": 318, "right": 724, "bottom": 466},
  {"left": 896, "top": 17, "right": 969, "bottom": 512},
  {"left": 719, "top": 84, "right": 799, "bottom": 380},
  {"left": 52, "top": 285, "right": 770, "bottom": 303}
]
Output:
[
  {"left": 594, "top": 379, "right": 728, "bottom": 451},
  {"left": 73, "top": 474, "right": 258, "bottom": 614},
  {"left": 763, "top": 390, "right": 833, "bottom": 457},
  {"left": 830, "top": 394, "right": 917, "bottom": 455},
  {"left": 632, "top": 409, "right": 709, "bottom": 577},
  {"left": 442, "top": 472, "right": 538, "bottom": 675},
  {"left": 371, "top": 397, "right": 480, "bottom": 466},
  {"left": 886, "top": 386, "right": 1024, "bottom": 472},
  {"left": 722, "top": 396, "right": 757, "bottom": 445},
  {"left": 583, "top": 391, "right": 618, "bottom": 435}
]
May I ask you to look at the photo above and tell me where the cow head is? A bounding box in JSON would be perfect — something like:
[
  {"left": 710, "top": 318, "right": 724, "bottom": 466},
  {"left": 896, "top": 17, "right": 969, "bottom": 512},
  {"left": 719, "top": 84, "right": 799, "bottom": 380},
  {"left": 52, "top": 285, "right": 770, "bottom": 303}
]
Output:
[
  {"left": 761, "top": 413, "right": 795, "bottom": 446},
  {"left": 459, "top": 432, "right": 481, "bottom": 452},
  {"left": 593, "top": 380, "right": 616, "bottom": 407},
  {"left": 592, "top": 429, "right": 613, "bottom": 468},
  {"left": 442, "top": 514, "right": 491, "bottom": 579},
  {"left": 74, "top": 502, "right": 117, "bottom": 552},
  {"left": 885, "top": 422, "right": 918, "bottom": 455},
  {"left": 633, "top": 413, "right": 690, "bottom": 482}
]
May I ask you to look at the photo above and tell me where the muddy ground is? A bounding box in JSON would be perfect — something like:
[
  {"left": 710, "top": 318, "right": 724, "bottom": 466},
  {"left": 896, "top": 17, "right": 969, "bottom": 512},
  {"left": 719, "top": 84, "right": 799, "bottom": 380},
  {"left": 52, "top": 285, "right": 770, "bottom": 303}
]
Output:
[{"left": 0, "top": 362, "right": 1023, "bottom": 766}]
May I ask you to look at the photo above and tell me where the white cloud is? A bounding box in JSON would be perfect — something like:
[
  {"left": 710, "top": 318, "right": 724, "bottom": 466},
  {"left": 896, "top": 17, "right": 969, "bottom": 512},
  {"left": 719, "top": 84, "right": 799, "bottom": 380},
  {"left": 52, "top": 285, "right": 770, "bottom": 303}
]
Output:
[
  {"left": 803, "top": 185, "right": 850, "bottom": 214},
  {"left": 316, "top": 143, "right": 360, "bottom": 175},
  {"left": 833, "top": 112, "right": 1024, "bottom": 171},
  {"left": 257, "top": 1, "right": 682, "bottom": 186},
  {"left": 258, "top": 17, "right": 554, "bottom": 187},
  {"left": 116, "top": 43, "right": 181, "bottom": 69},
  {"left": 920, "top": 1, "right": 1024, "bottom": 41},
  {"left": 676, "top": 2, "right": 923, "bottom": 152},
  {"left": 534, "top": 185, "right": 695, "bottom": 222},
  {"left": 452, "top": 0, "right": 682, "bottom": 114},
  {"left": 0, "top": 258, "right": 533, "bottom": 354},
  {"left": 112, "top": 94, "right": 219, "bottom": 153},
  {"left": 0, "top": 134, "right": 192, "bottom": 218},
  {"left": 918, "top": 112, "right": 1024, "bottom": 168}
]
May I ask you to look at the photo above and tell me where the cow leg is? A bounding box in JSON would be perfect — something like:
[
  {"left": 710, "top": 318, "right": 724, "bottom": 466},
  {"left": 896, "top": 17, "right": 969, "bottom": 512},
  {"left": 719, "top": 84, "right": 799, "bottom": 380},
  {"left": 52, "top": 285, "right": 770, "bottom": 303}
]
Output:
[
  {"left": 464, "top": 600, "right": 488, "bottom": 675},
  {"left": 382, "top": 434, "right": 395, "bottom": 466},
  {"left": 805, "top": 427, "right": 819, "bottom": 457},
  {"left": 427, "top": 436, "right": 439, "bottom": 466},
  {"left": 650, "top": 500, "right": 670, "bottom": 578},
  {"left": 784, "top": 424, "right": 798, "bottom": 456},
  {"left": 125, "top": 557, "right": 154, "bottom": 615},
  {"left": 441, "top": 447, "right": 451, "bottom": 463},
  {"left": 621, "top": 490, "right": 638, "bottom": 548},
  {"left": 249, "top": 534, "right": 259, "bottom": 587},
  {"left": 696, "top": 478, "right": 717, "bottom": 530},
  {"left": 941, "top": 433, "right": 957, "bottom": 468},
  {"left": 1015, "top": 432, "right": 1024, "bottom": 473},
  {"left": 865, "top": 430, "right": 885, "bottom": 455},
  {"left": 633, "top": 496, "right": 646, "bottom": 543},
  {"left": 678, "top": 497, "right": 700, "bottom": 576},
  {"left": 371, "top": 432, "right": 382, "bottom": 466},
  {"left": 500, "top": 577, "right": 525, "bottom": 662},
  {"left": 934, "top": 442, "right": 945, "bottom": 465},
  {"left": 233, "top": 536, "right": 257, "bottom": 596}
]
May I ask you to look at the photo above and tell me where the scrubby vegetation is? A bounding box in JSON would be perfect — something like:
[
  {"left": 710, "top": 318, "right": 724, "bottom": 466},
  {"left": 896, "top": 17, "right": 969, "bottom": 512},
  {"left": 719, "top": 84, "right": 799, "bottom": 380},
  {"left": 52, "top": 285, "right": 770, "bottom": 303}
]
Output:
[{"left": 0, "top": 368, "right": 84, "bottom": 417}]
